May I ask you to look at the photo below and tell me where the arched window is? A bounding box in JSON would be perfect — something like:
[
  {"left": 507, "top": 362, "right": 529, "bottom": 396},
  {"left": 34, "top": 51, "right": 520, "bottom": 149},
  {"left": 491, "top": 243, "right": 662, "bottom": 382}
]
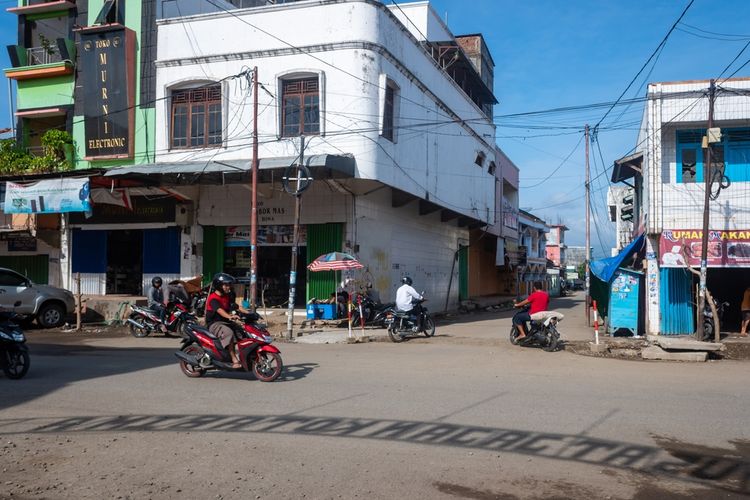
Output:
[
  {"left": 170, "top": 84, "right": 222, "bottom": 149},
  {"left": 281, "top": 76, "right": 320, "bottom": 137}
]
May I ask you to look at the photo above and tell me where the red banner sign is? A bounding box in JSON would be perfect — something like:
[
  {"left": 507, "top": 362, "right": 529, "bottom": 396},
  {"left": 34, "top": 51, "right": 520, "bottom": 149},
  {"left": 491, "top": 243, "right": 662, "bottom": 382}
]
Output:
[{"left": 660, "top": 230, "right": 750, "bottom": 267}]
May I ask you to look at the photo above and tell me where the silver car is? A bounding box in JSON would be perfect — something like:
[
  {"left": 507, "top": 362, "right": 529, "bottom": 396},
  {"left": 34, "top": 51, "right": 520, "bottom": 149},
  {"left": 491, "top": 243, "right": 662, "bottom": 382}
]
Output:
[{"left": 0, "top": 268, "right": 75, "bottom": 328}]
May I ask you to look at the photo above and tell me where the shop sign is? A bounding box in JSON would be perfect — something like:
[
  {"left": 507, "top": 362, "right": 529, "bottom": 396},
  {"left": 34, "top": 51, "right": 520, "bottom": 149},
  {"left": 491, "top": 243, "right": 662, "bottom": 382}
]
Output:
[
  {"left": 7, "top": 235, "right": 36, "bottom": 252},
  {"left": 660, "top": 229, "right": 750, "bottom": 267},
  {"left": 4, "top": 179, "right": 91, "bottom": 214},
  {"left": 80, "top": 26, "right": 135, "bottom": 159},
  {"left": 69, "top": 197, "right": 175, "bottom": 224},
  {"left": 258, "top": 199, "right": 293, "bottom": 224},
  {"left": 225, "top": 225, "right": 307, "bottom": 247}
]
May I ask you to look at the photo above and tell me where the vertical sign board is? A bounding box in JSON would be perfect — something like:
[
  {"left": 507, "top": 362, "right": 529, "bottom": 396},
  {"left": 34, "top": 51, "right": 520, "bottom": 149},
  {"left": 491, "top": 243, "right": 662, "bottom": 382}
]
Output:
[
  {"left": 608, "top": 268, "right": 642, "bottom": 336},
  {"left": 80, "top": 26, "right": 136, "bottom": 160}
]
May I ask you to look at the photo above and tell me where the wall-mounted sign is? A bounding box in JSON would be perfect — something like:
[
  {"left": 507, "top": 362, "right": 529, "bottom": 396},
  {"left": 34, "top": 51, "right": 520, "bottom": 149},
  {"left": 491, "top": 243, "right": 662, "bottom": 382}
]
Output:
[
  {"left": 3, "top": 179, "right": 91, "bottom": 214},
  {"left": 80, "top": 25, "right": 135, "bottom": 159},
  {"left": 660, "top": 229, "right": 750, "bottom": 268},
  {"left": 225, "top": 225, "right": 307, "bottom": 247},
  {"left": 69, "top": 196, "right": 175, "bottom": 224},
  {"left": 7, "top": 235, "right": 37, "bottom": 252}
]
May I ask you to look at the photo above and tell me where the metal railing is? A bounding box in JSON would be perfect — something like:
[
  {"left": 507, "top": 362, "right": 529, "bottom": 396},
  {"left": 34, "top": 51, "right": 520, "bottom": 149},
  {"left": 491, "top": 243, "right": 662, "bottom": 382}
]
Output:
[{"left": 26, "top": 46, "right": 62, "bottom": 66}]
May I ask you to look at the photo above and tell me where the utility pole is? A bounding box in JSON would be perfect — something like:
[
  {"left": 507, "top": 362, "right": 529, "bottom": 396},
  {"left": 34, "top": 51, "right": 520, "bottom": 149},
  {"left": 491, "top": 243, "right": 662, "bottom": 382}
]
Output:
[
  {"left": 696, "top": 79, "right": 716, "bottom": 340},
  {"left": 285, "top": 136, "right": 311, "bottom": 340},
  {"left": 250, "top": 67, "right": 259, "bottom": 310},
  {"left": 585, "top": 124, "right": 591, "bottom": 327}
]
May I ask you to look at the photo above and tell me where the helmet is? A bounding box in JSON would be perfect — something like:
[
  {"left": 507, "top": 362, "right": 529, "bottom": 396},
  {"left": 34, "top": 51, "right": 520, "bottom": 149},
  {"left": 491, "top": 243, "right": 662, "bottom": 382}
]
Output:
[
  {"left": 151, "top": 276, "right": 163, "bottom": 287},
  {"left": 401, "top": 276, "right": 413, "bottom": 286},
  {"left": 212, "top": 272, "right": 236, "bottom": 290}
]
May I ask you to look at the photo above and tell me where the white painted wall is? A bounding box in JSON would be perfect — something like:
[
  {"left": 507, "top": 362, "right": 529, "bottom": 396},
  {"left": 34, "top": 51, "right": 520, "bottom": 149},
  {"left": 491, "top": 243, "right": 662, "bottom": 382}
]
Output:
[{"left": 154, "top": 0, "right": 496, "bottom": 225}]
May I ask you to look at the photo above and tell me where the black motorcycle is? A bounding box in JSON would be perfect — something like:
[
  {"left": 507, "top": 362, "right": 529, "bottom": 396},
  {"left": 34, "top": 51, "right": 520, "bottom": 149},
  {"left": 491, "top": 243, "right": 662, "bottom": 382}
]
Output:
[
  {"left": 384, "top": 298, "right": 435, "bottom": 342},
  {"left": 0, "top": 303, "right": 30, "bottom": 379},
  {"left": 702, "top": 297, "right": 729, "bottom": 341},
  {"left": 510, "top": 305, "right": 562, "bottom": 352},
  {"left": 350, "top": 292, "right": 394, "bottom": 328}
]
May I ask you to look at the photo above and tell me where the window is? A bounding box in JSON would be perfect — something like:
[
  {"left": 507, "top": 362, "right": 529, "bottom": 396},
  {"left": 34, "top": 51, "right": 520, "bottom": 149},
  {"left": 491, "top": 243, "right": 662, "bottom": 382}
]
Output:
[
  {"left": 171, "top": 85, "right": 222, "bottom": 149},
  {"left": 382, "top": 84, "right": 396, "bottom": 142},
  {"left": 281, "top": 77, "right": 319, "bottom": 137},
  {"left": 677, "top": 128, "right": 750, "bottom": 183},
  {"left": 488, "top": 161, "right": 496, "bottom": 175},
  {"left": 0, "top": 270, "right": 27, "bottom": 287},
  {"left": 475, "top": 152, "right": 486, "bottom": 167}
]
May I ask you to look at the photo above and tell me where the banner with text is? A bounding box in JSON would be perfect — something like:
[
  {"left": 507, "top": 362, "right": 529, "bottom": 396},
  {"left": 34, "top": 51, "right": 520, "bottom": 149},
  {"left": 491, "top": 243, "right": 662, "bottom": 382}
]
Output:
[
  {"left": 659, "top": 229, "right": 750, "bottom": 268},
  {"left": 4, "top": 179, "right": 91, "bottom": 214},
  {"left": 225, "top": 225, "right": 307, "bottom": 247}
]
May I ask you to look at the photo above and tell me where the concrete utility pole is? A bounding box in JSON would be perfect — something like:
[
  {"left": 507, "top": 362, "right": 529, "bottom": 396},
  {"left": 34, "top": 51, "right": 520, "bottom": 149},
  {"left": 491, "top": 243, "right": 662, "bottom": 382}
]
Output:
[
  {"left": 696, "top": 79, "right": 716, "bottom": 340},
  {"left": 250, "top": 67, "right": 259, "bottom": 310},
  {"left": 585, "top": 124, "right": 591, "bottom": 327}
]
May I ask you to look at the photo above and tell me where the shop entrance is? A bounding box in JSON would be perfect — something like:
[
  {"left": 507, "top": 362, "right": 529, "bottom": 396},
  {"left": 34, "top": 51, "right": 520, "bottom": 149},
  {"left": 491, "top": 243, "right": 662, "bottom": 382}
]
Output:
[
  {"left": 106, "top": 230, "right": 143, "bottom": 295},
  {"left": 224, "top": 246, "right": 307, "bottom": 307},
  {"left": 706, "top": 268, "right": 750, "bottom": 333}
]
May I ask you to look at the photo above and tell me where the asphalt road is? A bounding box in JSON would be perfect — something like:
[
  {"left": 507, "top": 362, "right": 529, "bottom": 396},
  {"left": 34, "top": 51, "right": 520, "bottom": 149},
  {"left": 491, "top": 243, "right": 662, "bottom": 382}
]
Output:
[{"left": 1, "top": 305, "right": 749, "bottom": 499}]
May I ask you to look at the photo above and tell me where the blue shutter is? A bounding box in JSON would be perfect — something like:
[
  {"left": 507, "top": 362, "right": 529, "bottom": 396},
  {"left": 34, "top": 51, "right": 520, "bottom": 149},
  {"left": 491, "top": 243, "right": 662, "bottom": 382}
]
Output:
[
  {"left": 72, "top": 229, "right": 108, "bottom": 273},
  {"left": 143, "top": 227, "right": 180, "bottom": 274},
  {"left": 727, "top": 139, "right": 750, "bottom": 182},
  {"left": 659, "top": 268, "right": 694, "bottom": 335}
]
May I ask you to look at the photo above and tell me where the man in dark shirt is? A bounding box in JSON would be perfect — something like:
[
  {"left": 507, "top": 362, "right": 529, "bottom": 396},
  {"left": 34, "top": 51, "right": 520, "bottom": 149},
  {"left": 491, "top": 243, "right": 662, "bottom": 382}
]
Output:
[{"left": 512, "top": 282, "right": 550, "bottom": 341}]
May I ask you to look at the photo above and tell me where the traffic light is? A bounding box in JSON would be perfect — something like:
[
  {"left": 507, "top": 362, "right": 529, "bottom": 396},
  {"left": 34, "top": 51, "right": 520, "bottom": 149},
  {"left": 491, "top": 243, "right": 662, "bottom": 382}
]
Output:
[{"left": 621, "top": 193, "right": 633, "bottom": 222}]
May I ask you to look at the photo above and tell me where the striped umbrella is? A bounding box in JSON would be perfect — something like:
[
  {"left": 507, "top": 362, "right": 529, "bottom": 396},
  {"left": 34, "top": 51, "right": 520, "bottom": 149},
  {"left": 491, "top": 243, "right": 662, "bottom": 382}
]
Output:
[{"left": 307, "top": 252, "right": 363, "bottom": 272}]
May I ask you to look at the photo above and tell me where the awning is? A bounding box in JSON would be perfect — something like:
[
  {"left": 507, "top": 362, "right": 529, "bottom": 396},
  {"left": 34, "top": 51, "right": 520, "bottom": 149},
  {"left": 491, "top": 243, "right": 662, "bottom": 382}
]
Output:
[
  {"left": 611, "top": 151, "right": 643, "bottom": 183},
  {"left": 103, "top": 154, "right": 356, "bottom": 180},
  {"left": 590, "top": 233, "right": 645, "bottom": 283}
]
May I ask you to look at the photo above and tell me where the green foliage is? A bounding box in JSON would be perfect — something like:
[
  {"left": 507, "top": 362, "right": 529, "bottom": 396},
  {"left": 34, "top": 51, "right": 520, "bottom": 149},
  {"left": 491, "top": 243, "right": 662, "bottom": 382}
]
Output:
[{"left": 0, "top": 130, "right": 74, "bottom": 175}]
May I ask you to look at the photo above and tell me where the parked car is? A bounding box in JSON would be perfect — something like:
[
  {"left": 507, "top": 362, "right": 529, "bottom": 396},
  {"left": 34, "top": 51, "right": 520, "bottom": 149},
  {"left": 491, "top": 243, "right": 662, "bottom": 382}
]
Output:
[{"left": 0, "top": 268, "right": 75, "bottom": 328}]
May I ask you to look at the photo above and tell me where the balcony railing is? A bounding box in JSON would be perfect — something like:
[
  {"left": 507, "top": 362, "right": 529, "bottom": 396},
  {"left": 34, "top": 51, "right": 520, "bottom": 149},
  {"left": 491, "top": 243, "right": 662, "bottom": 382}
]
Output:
[{"left": 26, "top": 46, "right": 63, "bottom": 66}]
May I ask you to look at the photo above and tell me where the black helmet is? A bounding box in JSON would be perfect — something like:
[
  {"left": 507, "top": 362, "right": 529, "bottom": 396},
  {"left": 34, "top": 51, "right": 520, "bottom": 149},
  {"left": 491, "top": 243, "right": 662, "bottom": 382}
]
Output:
[
  {"left": 401, "top": 276, "right": 413, "bottom": 286},
  {"left": 151, "top": 276, "right": 163, "bottom": 287},
  {"left": 212, "top": 273, "right": 236, "bottom": 290}
]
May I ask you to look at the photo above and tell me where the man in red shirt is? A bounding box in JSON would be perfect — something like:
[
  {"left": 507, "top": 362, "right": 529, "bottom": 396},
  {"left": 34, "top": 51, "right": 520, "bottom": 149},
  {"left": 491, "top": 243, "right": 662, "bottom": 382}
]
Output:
[{"left": 513, "top": 282, "right": 550, "bottom": 341}]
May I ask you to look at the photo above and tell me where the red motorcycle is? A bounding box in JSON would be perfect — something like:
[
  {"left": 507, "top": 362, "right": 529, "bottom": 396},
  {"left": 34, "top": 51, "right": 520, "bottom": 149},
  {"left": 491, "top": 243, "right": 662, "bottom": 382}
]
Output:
[
  {"left": 127, "top": 298, "right": 195, "bottom": 338},
  {"left": 175, "top": 313, "right": 283, "bottom": 382}
]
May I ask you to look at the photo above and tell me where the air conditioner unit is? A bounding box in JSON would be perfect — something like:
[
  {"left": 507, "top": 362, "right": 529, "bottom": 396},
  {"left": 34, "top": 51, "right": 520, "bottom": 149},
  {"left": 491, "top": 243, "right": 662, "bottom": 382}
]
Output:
[{"left": 175, "top": 204, "right": 194, "bottom": 227}]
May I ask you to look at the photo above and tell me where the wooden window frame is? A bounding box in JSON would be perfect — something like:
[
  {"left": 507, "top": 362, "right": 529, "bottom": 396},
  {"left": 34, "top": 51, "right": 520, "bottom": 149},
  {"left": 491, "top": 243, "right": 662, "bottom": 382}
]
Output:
[
  {"left": 170, "top": 85, "right": 222, "bottom": 150},
  {"left": 281, "top": 77, "right": 320, "bottom": 137}
]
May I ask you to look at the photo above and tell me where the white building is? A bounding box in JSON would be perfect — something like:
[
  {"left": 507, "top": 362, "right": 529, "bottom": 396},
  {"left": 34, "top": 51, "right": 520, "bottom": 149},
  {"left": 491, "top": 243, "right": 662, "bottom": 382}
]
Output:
[
  {"left": 611, "top": 77, "right": 750, "bottom": 335},
  {"left": 80, "top": 0, "right": 507, "bottom": 307}
]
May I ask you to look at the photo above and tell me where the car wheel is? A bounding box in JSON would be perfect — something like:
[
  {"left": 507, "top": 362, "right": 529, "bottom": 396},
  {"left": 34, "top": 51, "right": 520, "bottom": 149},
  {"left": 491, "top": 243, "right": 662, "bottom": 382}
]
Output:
[{"left": 37, "top": 303, "right": 66, "bottom": 328}]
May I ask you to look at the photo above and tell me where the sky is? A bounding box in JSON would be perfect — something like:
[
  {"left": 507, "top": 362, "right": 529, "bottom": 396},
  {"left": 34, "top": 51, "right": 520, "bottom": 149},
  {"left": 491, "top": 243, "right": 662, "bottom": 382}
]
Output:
[{"left": 2, "top": 0, "right": 750, "bottom": 257}]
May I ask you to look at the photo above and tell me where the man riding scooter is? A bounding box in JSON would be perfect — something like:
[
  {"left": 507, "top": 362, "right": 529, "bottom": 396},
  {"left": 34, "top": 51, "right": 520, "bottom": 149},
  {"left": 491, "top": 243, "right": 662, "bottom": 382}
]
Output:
[
  {"left": 204, "top": 273, "right": 252, "bottom": 369},
  {"left": 512, "top": 281, "right": 549, "bottom": 342}
]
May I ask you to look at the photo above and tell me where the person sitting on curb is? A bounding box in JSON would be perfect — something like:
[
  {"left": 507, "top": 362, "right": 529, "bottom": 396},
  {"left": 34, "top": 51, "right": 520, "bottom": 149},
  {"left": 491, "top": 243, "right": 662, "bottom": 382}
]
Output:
[{"left": 513, "top": 282, "right": 549, "bottom": 341}]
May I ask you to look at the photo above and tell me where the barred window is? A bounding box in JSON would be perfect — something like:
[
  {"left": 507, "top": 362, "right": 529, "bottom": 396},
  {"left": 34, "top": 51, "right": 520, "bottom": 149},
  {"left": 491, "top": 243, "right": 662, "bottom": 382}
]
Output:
[
  {"left": 171, "top": 85, "right": 222, "bottom": 149},
  {"left": 281, "top": 77, "right": 319, "bottom": 137}
]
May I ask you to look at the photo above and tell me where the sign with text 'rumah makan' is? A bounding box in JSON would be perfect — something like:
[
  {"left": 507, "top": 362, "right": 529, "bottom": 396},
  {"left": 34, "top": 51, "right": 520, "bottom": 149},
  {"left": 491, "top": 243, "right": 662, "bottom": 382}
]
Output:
[{"left": 80, "top": 26, "right": 135, "bottom": 159}]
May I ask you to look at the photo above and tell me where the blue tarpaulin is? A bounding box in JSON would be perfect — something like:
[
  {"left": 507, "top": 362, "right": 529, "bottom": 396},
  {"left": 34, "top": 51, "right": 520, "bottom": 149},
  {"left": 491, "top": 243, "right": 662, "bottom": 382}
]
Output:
[{"left": 590, "top": 233, "right": 645, "bottom": 283}]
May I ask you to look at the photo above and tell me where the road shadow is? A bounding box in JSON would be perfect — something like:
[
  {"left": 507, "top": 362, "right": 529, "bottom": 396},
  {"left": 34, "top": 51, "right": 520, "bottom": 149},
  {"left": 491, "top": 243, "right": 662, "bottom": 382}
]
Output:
[{"left": 1, "top": 413, "right": 747, "bottom": 497}]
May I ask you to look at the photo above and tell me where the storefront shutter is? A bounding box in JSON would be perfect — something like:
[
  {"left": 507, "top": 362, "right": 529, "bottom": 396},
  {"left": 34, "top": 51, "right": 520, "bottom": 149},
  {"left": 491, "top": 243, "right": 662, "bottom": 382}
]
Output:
[
  {"left": 0, "top": 255, "right": 49, "bottom": 285},
  {"left": 71, "top": 229, "right": 108, "bottom": 273},
  {"left": 143, "top": 227, "right": 180, "bottom": 274},
  {"left": 202, "top": 226, "right": 225, "bottom": 285},
  {"left": 305, "top": 223, "right": 342, "bottom": 302},
  {"left": 660, "top": 268, "right": 695, "bottom": 335}
]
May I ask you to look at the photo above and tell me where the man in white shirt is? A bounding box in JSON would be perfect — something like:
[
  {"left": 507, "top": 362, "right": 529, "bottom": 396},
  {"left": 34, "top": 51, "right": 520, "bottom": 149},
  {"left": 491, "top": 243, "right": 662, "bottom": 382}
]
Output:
[{"left": 396, "top": 276, "right": 422, "bottom": 313}]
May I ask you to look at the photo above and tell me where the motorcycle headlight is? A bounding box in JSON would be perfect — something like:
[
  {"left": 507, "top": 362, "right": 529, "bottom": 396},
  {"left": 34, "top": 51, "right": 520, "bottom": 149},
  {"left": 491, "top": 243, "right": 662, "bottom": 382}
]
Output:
[
  {"left": 263, "top": 335, "right": 273, "bottom": 344},
  {"left": 0, "top": 331, "right": 12, "bottom": 341},
  {"left": 12, "top": 333, "right": 25, "bottom": 342}
]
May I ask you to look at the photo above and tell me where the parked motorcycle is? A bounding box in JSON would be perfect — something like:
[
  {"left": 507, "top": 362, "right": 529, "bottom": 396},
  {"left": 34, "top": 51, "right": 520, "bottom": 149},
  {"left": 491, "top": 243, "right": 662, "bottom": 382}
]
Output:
[
  {"left": 175, "top": 312, "right": 283, "bottom": 382},
  {"left": 702, "top": 297, "right": 729, "bottom": 341},
  {"left": 127, "top": 297, "right": 196, "bottom": 338},
  {"left": 190, "top": 286, "right": 210, "bottom": 318},
  {"left": 350, "top": 292, "right": 394, "bottom": 328},
  {"left": 0, "top": 302, "right": 30, "bottom": 379},
  {"left": 510, "top": 305, "right": 563, "bottom": 352},
  {"left": 384, "top": 297, "right": 435, "bottom": 342}
]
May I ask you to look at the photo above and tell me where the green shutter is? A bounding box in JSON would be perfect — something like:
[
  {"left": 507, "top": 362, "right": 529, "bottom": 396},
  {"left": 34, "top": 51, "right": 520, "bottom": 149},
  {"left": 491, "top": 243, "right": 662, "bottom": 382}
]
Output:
[
  {"left": 202, "top": 226, "right": 224, "bottom": 285},
  {"left": 458, "top": 245, "right": 469, "bottom": 301},
  {"left": 0, "top": 255, "right": 49, "bottom": 285},
  {"left": 305, "top": 223, "right": 343, "bottom": 302}
]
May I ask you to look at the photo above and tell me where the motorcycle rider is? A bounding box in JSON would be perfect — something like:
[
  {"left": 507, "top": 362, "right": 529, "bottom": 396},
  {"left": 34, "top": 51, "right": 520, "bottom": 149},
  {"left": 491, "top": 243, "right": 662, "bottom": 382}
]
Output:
[
  {"left": 205, "top": 273, "right": 251, "bottom": 368},
  {"left": 147, "top": 276, "right": 168, "bottom": 333},
  {"left": 396, "top": 276, "right": 423, "bottom": 330},
  {"left": 513, "top": 281, "right": 549, "bottom": 341}
]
